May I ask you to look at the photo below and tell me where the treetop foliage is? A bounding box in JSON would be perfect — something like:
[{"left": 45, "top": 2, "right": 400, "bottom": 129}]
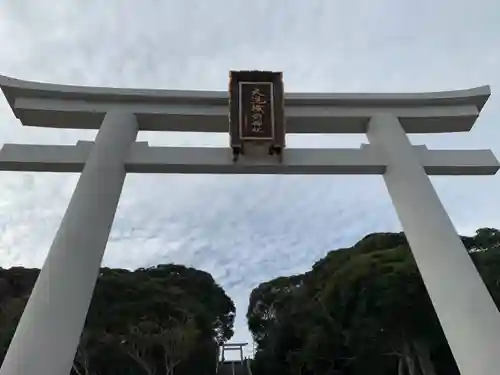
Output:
[
  {"left": 247, "top": 228, "right": 500, "bottom": 375},
  {"left": 0, "top": 263, "right": 235, "bottom": 375}
]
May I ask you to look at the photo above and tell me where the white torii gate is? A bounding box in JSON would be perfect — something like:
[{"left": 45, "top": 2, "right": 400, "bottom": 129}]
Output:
[{"left": 0, "top": 74, "right": 499, "bottom": 375}]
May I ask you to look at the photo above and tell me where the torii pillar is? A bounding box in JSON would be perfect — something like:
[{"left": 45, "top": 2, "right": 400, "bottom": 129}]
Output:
[
  {"left": 367, "top": 113, "right": 500, "bottom": 375},
  {"left": 1, "top": 74, "right": 500, "bottom": 375},
  {"left": 0, "top": 111, "right": 138, "bottom": 375}
]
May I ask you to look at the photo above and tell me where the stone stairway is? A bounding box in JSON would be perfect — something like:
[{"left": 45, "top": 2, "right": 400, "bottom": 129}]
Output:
[{"left": 216, "top": 360, "right": 250, "bottom": 375}]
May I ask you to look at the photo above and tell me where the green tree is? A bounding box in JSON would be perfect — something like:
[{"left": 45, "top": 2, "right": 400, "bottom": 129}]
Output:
[
  {"left": 0, "top": 263, "right": 234, "bottom": 375},
  {"left": 248, "top": 229, "right": 500, "bottom": 375}
]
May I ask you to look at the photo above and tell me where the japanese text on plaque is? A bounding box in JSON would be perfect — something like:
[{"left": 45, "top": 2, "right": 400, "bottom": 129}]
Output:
[{"left": 250, "top": 87, "right": 267, "bottom": 133}]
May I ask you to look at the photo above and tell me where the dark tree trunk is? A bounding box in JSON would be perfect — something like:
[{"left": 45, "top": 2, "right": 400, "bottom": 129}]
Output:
[
  {"left": 402, "top": 340, "right": 419, "bottom": 375},
  {"left": 413, "top": 339, "right": 436, "bottom": 375},
  {"left": 398, "top": 356, "right": 406, "bottom": 375}
]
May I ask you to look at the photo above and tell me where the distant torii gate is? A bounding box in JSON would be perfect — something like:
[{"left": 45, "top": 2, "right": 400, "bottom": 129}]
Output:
[
  {"left": 1, "top": 74, "right": 500, "bottom": 375},
  {"left": 220, "top": 343, "right": 248, "bottom": 362}
]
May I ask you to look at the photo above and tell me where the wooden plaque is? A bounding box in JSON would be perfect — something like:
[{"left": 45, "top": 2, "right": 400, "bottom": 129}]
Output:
[{"left": 229, "top": 71, "right": 285, "bottom": 149}]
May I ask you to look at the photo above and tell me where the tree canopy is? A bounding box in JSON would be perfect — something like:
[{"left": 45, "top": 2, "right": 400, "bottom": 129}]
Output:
[
  {"left": 0, "top": 263, "right": 235, "bottom": 375},
  {"left": 2, "top": 228, "right": 500, "bottom": 375},
  {"left": 247, "top": 228, "right": 500, "bottom": 375}
]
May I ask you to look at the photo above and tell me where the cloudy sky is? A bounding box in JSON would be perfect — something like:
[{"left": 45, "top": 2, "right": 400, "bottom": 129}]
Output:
[{"left": 1, "top": 0, "right": 499, "bottom": 355}]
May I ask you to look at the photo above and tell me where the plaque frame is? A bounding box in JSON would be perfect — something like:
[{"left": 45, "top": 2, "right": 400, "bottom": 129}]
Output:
[{"left": 229, "top": 70, "right": 285, "bottom": 161}]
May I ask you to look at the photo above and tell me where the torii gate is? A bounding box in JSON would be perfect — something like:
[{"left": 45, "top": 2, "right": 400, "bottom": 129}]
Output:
[
  {"left": 220, "top": 342, "right": 247, "bottom": 362},
  {"left": 0, "top": 74, "right": 499, "bottom": 375}
]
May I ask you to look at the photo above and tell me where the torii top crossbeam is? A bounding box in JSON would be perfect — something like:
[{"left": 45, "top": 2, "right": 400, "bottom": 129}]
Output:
[
  {"left": 1, "top": 73, "right": 500, "bottom": 375},
  {"left": 0, "top": 74, "right": 491, "bottom": 133},
  {"left": 0, "top": 74, "right": 498, "bottom": 175}
]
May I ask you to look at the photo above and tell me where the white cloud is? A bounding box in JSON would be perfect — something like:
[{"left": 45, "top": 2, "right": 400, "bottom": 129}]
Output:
[{"left": 1, "top": 0, "right": 499, "bottom": 352}]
